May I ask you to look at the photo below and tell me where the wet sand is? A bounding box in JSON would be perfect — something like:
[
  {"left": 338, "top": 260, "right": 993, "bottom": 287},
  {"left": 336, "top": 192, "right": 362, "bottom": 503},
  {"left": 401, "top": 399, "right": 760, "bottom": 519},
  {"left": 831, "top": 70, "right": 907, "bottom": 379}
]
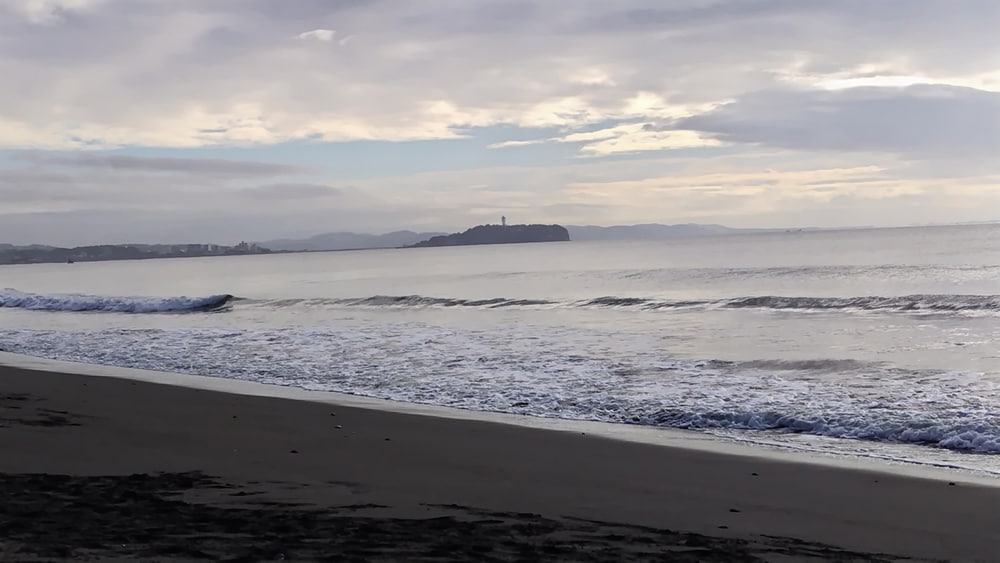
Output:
[{"left": 2, "top": 363, "right": 999, "bottom": 561}]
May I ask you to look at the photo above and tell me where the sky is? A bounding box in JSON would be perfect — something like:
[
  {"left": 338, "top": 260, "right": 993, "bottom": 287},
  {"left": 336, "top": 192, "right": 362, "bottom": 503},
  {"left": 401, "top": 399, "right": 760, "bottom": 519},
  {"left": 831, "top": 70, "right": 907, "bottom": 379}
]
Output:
[{"left": 2, "top": 0, "right": 1000, "bottom": 245}]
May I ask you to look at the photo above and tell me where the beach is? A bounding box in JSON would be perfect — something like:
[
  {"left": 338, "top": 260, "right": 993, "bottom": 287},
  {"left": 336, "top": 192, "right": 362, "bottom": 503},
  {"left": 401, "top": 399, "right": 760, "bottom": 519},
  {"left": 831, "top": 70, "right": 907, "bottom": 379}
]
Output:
[{"left": 2, "top": 361, "right": 999, "bottom": 561}]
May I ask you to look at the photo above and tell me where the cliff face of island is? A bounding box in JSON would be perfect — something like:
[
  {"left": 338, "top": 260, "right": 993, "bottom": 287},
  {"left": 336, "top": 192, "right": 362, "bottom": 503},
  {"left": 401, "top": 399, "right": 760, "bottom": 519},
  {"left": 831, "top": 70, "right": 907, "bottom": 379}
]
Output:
[{"left": 410, "top": 224, "right": 570, "bottom": 248}]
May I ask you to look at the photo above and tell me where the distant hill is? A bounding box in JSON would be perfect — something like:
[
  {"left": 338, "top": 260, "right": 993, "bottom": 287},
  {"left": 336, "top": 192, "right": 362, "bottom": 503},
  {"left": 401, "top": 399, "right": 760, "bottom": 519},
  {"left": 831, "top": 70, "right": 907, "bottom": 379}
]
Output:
[
  {"left": 258, "top": 230, "right": 446, "bottom": 251},
  {"left": 410, "top": 224, "right": 570, "bottom": 248}
]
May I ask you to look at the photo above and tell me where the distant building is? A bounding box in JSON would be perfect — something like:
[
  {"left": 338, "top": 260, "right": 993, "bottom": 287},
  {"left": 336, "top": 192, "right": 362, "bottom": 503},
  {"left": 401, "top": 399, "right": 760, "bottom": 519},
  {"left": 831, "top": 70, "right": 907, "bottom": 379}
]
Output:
[{"left": 501, "top": 215, "right": 506, "bottom": 227}]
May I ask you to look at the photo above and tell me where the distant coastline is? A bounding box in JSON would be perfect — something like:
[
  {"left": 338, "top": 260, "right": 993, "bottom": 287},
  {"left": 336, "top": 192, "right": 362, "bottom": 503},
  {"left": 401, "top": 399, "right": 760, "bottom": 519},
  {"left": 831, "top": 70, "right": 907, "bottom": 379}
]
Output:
[
  {"left": 408, "top": 223, "right": 570, "bottom": 248},
  {"left": 0, "top": 242, "right": 272, "bottom": 266},
  {"left": 4, "top": 221, "right": 996, "bottom": 266}
]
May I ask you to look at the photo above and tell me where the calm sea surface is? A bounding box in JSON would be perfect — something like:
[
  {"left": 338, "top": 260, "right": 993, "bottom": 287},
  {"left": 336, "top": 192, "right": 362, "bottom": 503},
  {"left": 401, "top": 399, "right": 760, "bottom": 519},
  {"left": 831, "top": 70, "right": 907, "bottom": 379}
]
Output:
[{"left": 3, "top": 224, "right": 1000, "bottom": 473}]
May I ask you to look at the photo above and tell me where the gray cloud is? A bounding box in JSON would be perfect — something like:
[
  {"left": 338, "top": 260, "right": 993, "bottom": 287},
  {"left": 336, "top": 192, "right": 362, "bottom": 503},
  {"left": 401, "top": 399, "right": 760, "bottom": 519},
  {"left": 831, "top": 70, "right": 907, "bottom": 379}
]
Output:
[
  {"left": 0, "top": 154, "right": 316, "bottom": 213},
  {"left": 678, "top": 85, "right": 1000, "bottom": 156},
  {"left": 4, "top": 1, "right": 1000, "bottom": 147},
  {"left": 16, "top": 153, "right": 305, "bottom": 176}
]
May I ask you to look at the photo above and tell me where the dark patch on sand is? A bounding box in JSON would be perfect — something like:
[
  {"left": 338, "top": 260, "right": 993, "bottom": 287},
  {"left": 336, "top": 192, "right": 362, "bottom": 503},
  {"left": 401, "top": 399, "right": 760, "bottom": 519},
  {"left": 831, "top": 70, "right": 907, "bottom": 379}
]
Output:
[
  {"left": 0, "top": 472, "right": 924, "bottom": 562},
  {"left": 0, "top": 393, "right": 83, "bottom": 428}
]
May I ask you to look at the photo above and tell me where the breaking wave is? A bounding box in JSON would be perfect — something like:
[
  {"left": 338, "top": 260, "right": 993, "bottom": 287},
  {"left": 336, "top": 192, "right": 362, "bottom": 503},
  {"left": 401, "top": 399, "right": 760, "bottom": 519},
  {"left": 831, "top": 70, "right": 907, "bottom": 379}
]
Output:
[
  {"left": 343, "top": 295, "right": 554, "bottom": 308},
  {"left": 0, "top": 289, "right": 233, "bottom": 313},
  {"left": 242, "top": 293, "right": 1000, "bottom": 315},
  {"left": 7, "top": 289, "right": 1000, "bottom": 315},
  {"left": 2, "top": 326, "right": 1000, "bottom": 454},
  {"left": 720, "top": 295, "right": 1000, "bottom": 312},
  {"left": 640, "top": 410, "right": 1000, "bottom": 453}
]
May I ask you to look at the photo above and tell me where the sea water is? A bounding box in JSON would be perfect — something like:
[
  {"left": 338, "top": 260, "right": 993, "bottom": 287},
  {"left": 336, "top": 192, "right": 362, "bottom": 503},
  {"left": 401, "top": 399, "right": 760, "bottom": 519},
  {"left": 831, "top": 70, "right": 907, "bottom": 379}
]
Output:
[{"left": 2, "top": 224, "right": 999, "bottom": 474}]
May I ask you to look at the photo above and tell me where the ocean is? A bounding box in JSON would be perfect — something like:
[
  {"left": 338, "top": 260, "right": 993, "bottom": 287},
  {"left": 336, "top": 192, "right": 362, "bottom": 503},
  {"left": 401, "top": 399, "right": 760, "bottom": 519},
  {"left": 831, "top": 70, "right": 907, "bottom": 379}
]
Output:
[{"left": 2, "top": 223, "right": 1000, "bottom": 475}]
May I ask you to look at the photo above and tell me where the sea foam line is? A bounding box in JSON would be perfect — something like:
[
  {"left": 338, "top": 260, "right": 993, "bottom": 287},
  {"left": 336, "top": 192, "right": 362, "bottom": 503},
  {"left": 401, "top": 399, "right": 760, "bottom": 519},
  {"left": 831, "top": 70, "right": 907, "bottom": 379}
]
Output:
[
  {"left": 9, "top": 348, "right": 996, "bottom": 484},
  {"left": 2, "top": 326, "right": 1000, "bottom": 455}
]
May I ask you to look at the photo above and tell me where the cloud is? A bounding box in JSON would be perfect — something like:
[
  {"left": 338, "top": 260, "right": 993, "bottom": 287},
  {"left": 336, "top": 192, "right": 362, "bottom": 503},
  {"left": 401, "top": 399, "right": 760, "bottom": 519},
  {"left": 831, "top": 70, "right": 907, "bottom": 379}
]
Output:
[
  {"left": 3, "top": 1, "right": 1000, "bottom": 242},
  {"left": 488, "top": 139, "right": 547, "bottom": 149},
  {"left": 0, "top": 152, "right": 379, "bottom": 243},
  {"left": 678, "top": 84, "right": 1000, "bottom": 156},
  {"left": 2, "top": 0, "right": 108, "bottom": 24},
  {"left": 15, "top": 153, "right": 305, "bottom": 176},
  {"left": 296, "top": 28, "right": 335, "bottom": 42},
  {"left": 490, "top": 123, "right": 722, "bottom": 155},
  {"left": 3, "top": 1, "right": 1000, "bottom": 149},
  {"left": 0, "top": 152, "right": 314, "bottom": 215}
]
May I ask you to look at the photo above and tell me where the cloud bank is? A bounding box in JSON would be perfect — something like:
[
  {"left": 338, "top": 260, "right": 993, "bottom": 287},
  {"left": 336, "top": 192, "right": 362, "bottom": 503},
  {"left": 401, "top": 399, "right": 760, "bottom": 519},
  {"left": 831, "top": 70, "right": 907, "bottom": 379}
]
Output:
[{"left": 1, "top": 0, "right": 999, "bottom": 243}]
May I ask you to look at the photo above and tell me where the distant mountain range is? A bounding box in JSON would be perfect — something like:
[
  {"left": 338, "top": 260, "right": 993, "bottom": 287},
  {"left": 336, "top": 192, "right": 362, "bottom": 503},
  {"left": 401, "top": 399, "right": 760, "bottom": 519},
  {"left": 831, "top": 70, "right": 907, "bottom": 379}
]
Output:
[
  {"left": 258, "top": 230, "right": 448, "bottom": 251},
  {"left": 255, "top": 223, "right": 775, "bottom": 251}
]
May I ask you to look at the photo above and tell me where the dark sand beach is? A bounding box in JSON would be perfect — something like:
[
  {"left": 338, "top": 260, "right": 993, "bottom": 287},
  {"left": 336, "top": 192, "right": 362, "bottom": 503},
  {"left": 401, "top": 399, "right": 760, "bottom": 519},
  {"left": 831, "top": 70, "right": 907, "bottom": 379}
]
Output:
[{"left": 2, "top": 363, "right": 999, "bottom": 561}]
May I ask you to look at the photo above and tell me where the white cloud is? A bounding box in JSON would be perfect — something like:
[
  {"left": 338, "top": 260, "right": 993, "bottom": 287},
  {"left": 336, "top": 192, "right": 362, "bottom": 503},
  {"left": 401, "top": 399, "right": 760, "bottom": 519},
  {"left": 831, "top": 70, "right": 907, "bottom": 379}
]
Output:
[
  {"left": 296, "top": 28, "right": 335, "bottom": 42},
  {"left": 820, "top": 75, "right": 935, "bottom": 91},
  {"left": 577, "top": 128, "right": 722, "bottom": 156},
  {"left": 487, "top": 139, "right": 546, "bottom": 149},
  {"left": 491, "top": 123, "right": 722, "bottom": 155}
]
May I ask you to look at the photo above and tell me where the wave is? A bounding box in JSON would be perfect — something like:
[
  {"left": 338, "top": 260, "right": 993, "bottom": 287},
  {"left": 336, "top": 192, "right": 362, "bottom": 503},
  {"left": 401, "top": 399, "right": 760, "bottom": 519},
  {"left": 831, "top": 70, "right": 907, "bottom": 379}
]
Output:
[
  {"left": 248, "top": 295, "right": 556, "bottom": 309},
  {"left": 736, "top": 358, "right": 875, "bottom": 372},
  {"left": 3, "top": 326, "right": 1000, "bottom": 456},
  {"left": 344, "top": 295, "right": 555, "bottom": 308},
  {"left": 7, "top": 289, "right": 999, "bottom": 315},
  {"left": 243, "top": 293, "right": 1000, "bottom": 315},
  {"left": 721, "top": 295, "right": 1000, "bottom": 312},
  {"left": 0, "top": 289, "right": 233, "bottom": 313},
  {"left": 639, "top": 409, "right": 1000, "bottom": 453}
]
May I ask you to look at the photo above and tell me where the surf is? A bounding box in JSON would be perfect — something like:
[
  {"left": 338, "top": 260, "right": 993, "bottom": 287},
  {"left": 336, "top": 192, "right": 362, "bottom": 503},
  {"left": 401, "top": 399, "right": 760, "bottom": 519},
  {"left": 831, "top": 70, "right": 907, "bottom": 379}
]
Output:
[{"left": 0, "top": 289, "right": 233, "bottom": 313}]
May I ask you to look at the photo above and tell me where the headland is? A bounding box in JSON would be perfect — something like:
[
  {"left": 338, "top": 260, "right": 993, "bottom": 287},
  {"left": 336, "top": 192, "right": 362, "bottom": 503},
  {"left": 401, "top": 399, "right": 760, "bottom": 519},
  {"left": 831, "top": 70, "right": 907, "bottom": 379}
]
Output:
[{"left": 409, "top": 223, "right": 570, "bottom": 247}]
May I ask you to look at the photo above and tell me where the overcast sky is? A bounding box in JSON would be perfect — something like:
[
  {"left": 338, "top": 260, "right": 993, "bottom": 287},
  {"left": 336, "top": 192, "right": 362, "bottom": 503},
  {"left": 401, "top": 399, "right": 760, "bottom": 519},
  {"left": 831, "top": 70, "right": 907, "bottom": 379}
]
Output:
[{"left": 2, "top": 0, "right": 1000, "bottom": 245}]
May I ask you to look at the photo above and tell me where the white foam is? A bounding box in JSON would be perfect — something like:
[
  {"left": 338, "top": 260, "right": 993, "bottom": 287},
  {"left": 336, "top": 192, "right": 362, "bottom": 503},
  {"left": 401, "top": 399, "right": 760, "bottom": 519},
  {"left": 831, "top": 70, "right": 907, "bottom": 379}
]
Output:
[
  {"left": 3, "top": 349, "right": 996, "bottom": 485},
  {"left": 2, "top": 324, "right": 1000, "bottom": 460}
]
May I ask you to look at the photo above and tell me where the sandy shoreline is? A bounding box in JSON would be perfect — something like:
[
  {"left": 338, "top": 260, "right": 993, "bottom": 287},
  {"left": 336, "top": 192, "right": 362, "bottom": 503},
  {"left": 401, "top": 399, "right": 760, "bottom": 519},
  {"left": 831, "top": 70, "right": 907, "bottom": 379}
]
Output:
[{"left": 2, "top": 361, "right": 999, "bottom": 561}]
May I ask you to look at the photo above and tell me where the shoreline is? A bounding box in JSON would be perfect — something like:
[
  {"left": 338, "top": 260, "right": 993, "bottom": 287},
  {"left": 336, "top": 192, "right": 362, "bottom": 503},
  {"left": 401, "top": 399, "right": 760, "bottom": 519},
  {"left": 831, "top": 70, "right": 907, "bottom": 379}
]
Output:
[
  {"left": 1, "top": 350, "right": 996, "bottom": 486},
  {"left": 4, "top": 354, "right": 1000, "bottom": 559}
]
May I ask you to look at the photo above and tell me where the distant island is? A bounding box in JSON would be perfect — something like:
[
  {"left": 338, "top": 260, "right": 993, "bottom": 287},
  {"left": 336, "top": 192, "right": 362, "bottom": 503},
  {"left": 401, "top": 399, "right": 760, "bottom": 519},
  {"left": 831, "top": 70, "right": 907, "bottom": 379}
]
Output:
[{"left": 409, "top": 223, "right": 570, "bottom": 248}]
